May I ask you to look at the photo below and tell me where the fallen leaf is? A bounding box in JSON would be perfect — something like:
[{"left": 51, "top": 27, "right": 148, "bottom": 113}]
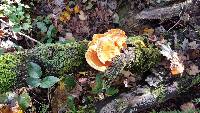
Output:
[
  {"left": 112, "top": 13, "right": 119, "bottom": 23},
  {"left": 78, "top": 78, "right": 87, "bottom": 85},
  {"left": 180, "top": 38, "right": 189, "bottom": 50},
  {"left": 74, "top": 5, "right": 80, "bottom": 14},
  {"left": 155, "top": 26, "right": 166, "bottom": 33},
  {"left": 78, "top": 11, "right": 87, "bottom": 20},
  {"left": 187, "top": 64, "right": 200, "bottom": 75},
  {"left": 143, "top": 28, "right": 154, "bottom": 36},
  {"left": 180, "top": 102, "right": 195, "bottom": 111},
  {"left": 65, "top": 33, "right": 74, "bottom": 40},
  {"left": 59, "top": 11, "right": 71, "bottom": 22},
  {"left": 148, "top": 35, "right": 157, "bottom": 42},
  {"left": 178, "top": 53, "right": 188, "bottom": 61},
  {"left": 86, "top": 2, "right": 93, "bottom": 10},
  {"left": 82, "top": 0, "right": 87, "bottom": 3},
  {"left": 54, "top": 0, "right": 64, "bottom": 6},
  {"left": 107, "top": 0, "right": 117, "bottom": 10},
  {"left": 188, "top": 41, "right": 199, "bottom": 49},
  {"left": 0, "top": 29, "right": 4, "bottom": 38}
]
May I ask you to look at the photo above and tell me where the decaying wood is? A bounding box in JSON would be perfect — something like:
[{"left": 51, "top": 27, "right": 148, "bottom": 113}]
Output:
[
  {"left": 96, "top": 66, "right": 200, "bottom": 113},
  {"left": 135, "top": 0, "right": 199, "bottom": 20},
  {"left": 1, "top": 42, "right": 200, "bottom": 113}
]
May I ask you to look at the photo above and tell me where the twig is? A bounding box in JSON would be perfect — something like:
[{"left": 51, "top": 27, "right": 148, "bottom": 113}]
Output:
[
  {"left": 167, "top": 19, "right": 181, "bottom": 32},
  {"left": 0, "top": 19, "right": 43, "bottom": 45},
  {"left": 18, "top": 32, "right": 42, "bottom": 45}
]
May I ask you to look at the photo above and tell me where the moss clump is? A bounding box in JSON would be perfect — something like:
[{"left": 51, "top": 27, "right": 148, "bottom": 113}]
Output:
[
  {"left": 28, "top": 42, "right": 87, "bottom": 74},
  {"left": 151, "top": 85, "right": 166, "bottom": 102},
  {"left": 0, "top": 42, "right": 87, "bottom": 93},
  {"left": 0, "top": 54, "right": 20, "bottom": 93},
  {"left": 132, "top": 47, "right": 161, "bottom": 73}
]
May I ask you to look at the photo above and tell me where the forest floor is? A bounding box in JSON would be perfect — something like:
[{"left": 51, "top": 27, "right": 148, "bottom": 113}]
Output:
[{"left": 0, "top": 0, "right": 200, "bottom": 113}]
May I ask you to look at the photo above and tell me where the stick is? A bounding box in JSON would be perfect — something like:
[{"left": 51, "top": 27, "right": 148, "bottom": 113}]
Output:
[{"left": 0, "top": 19, "right": 43, "bottom": 45}]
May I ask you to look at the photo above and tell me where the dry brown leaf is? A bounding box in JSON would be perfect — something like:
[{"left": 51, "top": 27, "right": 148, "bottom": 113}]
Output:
[
  {"left": 143, "top": 28, "right": 154, "bottom": 36},
  {"left": 65, "top": 33, "right": 74, "bottom": 40},
  {"left": 188, "top": 41, "right": 199, "bottom": 49},
  {"left": 0, "top": 103, "right": 23, "bottom": 113},
  {"left": 79, "top": 11, "right": 87, "bottom": 21},
  {"left": 51, "top": 81, "right": 68, "bottom": 113},
  {"left": 0, "top": 30, "right": 4, "bottom": 38},
  {"left": 180, "top": 102, "right": 195, "bottom": 111},
  {"left": 74, "top": 5, "right": 80, "bottom": 14},
  {"left": 187, "top": 64, "right": 200, "bottom": 75}
]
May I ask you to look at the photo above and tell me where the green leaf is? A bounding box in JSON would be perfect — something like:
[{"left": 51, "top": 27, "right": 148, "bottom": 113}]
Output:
[
  {"left": 46, "top": 38, "right": 53, "bottom": 43},
  {"left": 106, "top": 87, "right": 119, "bottom": 96},
  {"left": 0, "top": 93, "right": 8, "bottom": 103},
  {"left": 16, "top": 5, "right": 23, "bottom": 12},
  {"left": 47, "top": 24, "right": 54, "bottom": 37},
  {"left": 63, "top": 76, "right": 76, "bottom": 90},
  {"left": 40, "top": 76, "right": 60, "bottom": 88},
  {"left": 13, "top": 26, "right": 21, "bottom": 32},
  {"left": 26, "top": 77, "right": 41, "bottom": 88},
  {"left": 28, "top": 62, "right": 42, "bottom": 78},
  {"left": 22, "top": 23, "right": 31, "bottom": 30},
  {"left": 92, "top": 74, "right": 104, "bottom": 94},
  {"left": 67, "top": 96, "right": 77, "bottom": 113},
  {"left": 18, "top": 92, "right": 31, "bottom": 110},
  {"left": 0, "top": 48, "right": 4, "bottom": 56},
  {"left": 44, "top": 16, "right": 51, "bottom": 24},
  {"left": 37, "top": 22, "right": 47, "bottom": 32}
]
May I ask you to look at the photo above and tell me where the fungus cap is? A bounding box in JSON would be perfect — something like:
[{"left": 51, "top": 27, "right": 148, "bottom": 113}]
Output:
[{"left": 85, "top": 29, "right": 127, "bottom": 71}]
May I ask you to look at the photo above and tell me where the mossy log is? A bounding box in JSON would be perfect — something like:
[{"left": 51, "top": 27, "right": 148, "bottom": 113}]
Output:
[
  {"left": 0, "top": 41, "right": 160, "bottom": 94},
  {"left": 96, "top": 57, "right": 200, "bottom": 113},
  {"left": 0, "top": 41, "right": 200, "bottom": 113},
  {"left": 96, "top": 72, "right": 200, "bottom": 113},
  {"left": 0, "top": 42, "right": 87, "bottom": 93}
]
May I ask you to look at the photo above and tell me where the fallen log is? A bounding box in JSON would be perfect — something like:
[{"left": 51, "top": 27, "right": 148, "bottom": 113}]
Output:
[
  {"left": 0, "top": 41, "right": 160, "bottom": 94},
  {"left": 95, "top": 47, "right": 200, "bottom": 113},
  {"left": 96, "top": 68, "right": 200, "bottom": 113},
  {"left": 1, "top": 40, "right": 199, "bottom": 113},
  {"left": 135, "top": 0, "right": 199, "bottom": 20},
  {"left": 0, "top": 42, "right": 87, "bottom": 93}
]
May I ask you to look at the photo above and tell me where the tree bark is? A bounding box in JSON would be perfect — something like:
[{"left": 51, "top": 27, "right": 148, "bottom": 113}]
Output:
[{"left": 96, "top": 69, "right": 200, "bottom": 113}]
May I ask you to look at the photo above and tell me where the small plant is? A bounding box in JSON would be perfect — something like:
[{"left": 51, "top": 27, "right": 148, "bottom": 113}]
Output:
[
  {"left": 39, "top": 104, "right": 49, "bottom": 113},
  {"left": 192, "top": 97, "right": 200, "bottom": 104},
  {"left": 32, "top": 16, "right": 57, "bottom": 43},
  {"left": 26, "top": 62, "right": 60, "bottom": 88},
  {"left": 92, "top": 74, "right": 118, "bottom": 96},
  {"left": 1, "top": 1, "right": 32, "bottom": 32},
  {"left": 17, "top": 92, "right": 31, "bottom": 110},
  {"left": 63, "top": 75, "right": 76, "bottom": 90},
  {"left": 67, "top": 96, "right": 77, "bottom": 113}
]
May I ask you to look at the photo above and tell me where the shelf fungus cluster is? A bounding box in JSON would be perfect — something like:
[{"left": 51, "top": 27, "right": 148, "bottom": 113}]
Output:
[{"left": 85, "top": 29, "right": 127, "bottom": 71}]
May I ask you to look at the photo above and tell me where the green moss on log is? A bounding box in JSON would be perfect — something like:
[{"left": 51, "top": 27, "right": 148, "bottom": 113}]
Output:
[
  {"left": 0, "top": 41, "right": 160, "bottom": 94},
  {"left": 0, "top": 42, "right": 87, "bottom": 93},
  {"left": 28, "top": 42, "right": 87, "bottom": 74},
  {"left": 131, "top": 47, "right": 161, "bottom": 73},
  {"left": 0, "top": 54, "right": 20, "bottom": 93}
]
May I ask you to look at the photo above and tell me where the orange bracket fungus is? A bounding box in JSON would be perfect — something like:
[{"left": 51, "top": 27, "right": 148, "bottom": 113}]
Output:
[{"left": 85, "top": 29, "right": 127, "bottom": 71}]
